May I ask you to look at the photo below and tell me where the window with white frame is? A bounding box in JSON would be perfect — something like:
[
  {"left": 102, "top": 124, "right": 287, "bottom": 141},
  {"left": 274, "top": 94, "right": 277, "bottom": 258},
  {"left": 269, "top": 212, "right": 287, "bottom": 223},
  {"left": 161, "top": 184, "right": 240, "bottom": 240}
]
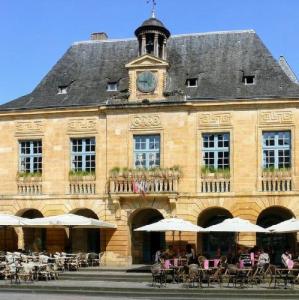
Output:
[
  {"left": 262, "top": 131, "right": 291, "bottom": 169},
  {"left": 202, "top": 133, "right": 230, "bottom": 170},
  {"left": 106, "top": 82, "right": 118, "bottom": 92},
  {"left": 71, "top": 138, "right": 96, "bottom": 172},
  {"left": 19, "top": 140, "right": 42, "bottom": 173},
  {"left": 185, "top": 78, "right": 198, "bottom": 87},
  {"left": 134, "top": 135, "right": 160, "bottom": 169},
  {"left": 57, "top": 85, "right": 68, "bottom": 94},
  {"left": 242, "top": 75, "right": 255, "bottom": 85}
]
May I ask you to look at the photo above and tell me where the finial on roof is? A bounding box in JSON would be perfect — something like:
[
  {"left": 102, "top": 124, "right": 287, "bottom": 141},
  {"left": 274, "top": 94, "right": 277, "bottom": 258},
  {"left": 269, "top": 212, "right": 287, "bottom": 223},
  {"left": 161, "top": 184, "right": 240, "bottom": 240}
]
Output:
[{"left": 147, "top": 0, "right": 157, "bottom": 18}]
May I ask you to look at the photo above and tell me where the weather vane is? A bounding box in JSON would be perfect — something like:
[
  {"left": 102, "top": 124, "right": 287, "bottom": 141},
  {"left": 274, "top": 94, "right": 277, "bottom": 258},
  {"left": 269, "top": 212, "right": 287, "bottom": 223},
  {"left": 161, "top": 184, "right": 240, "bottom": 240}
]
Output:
[{"left": 147, "top": 0, "right": 157, "bottom": 18}]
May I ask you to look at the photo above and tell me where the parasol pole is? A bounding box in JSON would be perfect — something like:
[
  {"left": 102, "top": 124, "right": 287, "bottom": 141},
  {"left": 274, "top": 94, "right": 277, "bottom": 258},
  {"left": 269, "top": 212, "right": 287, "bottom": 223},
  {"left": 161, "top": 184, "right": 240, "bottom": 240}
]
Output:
[
  {"left": 4, "top": 226, "right": 7, "bottom": 252},
  {"left": 179, "top": 231, "right": 182, "bottom": 255},
  {"left": 172, "top": 231, "right": 175, "bottom": 247}
]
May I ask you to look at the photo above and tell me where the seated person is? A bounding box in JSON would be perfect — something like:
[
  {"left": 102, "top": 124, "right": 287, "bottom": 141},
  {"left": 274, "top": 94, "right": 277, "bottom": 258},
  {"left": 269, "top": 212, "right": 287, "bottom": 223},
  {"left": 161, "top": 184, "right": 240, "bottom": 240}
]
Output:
[
  {"left": 239, "top": 250, "right": 252, "bottom": 268},
  {"left": 164, "top": 245, "right": 175, "bottom": 259},
  {"left": 185, "top": 244, "right": 196, "bottom": 264},
  {"left": 257, "top": 248, "right": 270, "bottom": 268},
  {"left": 281, "top": 249, "right": 294, "bottom": 269},
  {"left": 154, "top": 248, "right": 164, "bottom": 263}
]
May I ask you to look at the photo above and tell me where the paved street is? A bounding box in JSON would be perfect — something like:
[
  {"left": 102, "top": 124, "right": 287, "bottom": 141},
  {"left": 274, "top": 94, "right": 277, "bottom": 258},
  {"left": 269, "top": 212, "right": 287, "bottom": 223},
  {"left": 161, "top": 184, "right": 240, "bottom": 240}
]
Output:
[
  {"left": 0, "top": 293, "right": 269, "bottom": 300},
  {"left": 0, "top": 293, "right": 140, "bottom": 300}
]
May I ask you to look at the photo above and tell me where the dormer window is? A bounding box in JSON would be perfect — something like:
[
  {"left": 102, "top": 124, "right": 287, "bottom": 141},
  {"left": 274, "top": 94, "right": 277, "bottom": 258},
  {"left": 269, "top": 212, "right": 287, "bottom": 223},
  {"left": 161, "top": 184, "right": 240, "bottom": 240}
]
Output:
[
  {"left": 57, "top": 86, "right": 68, "bottom": 94},
  {"left": 242, "top": 75, "right": 255, "bottom": 85},
  {"left": 107, "top": 82, "right": 118, "bottom": 92},
  {"left": 186, "top": 78, "right": 198, "bottom": 87}
]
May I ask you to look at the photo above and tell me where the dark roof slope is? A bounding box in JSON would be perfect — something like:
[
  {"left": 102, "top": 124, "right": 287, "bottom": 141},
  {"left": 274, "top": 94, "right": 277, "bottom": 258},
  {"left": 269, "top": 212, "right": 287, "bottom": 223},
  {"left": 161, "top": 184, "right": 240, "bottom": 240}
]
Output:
[{"left": 2, "top": 30, "right": 299, "bottom": 111}]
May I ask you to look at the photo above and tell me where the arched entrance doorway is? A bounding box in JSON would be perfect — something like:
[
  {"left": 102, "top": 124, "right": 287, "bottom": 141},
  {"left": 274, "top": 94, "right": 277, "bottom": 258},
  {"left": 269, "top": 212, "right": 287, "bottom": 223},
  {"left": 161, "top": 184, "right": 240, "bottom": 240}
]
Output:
[
  {"left": 198, "top": 207, "right": 234, "bottom": 259},
  {"left": 130, "top": 208, "right": 165, "bottom": 264},
  {"left": 0, "top": 223, "right": 17, "bottom": 251},
  {"left": 21, "top": 209, "right": 45, "bottom": 252},
  {"left": 257, "top": 206, "right": 295, "bottom": 264},
  {"left": 71, "top": 209, "right": 100, "bottom": 253}
]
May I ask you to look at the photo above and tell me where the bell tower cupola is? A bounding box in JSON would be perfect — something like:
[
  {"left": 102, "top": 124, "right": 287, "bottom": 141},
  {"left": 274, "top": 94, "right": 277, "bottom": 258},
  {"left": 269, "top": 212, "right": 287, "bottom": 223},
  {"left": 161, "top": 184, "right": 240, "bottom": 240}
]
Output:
[{"left": 135, "top": 13, "right": 170, "bottom": 60}]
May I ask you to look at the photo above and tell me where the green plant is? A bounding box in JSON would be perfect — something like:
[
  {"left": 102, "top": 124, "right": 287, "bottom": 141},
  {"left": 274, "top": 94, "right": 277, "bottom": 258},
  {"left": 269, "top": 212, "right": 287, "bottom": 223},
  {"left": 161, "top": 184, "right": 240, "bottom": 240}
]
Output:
[
  {"left": 201, "top": 166, "right": 230, "bottom": 178},
  {"left": 220, "top": 167, "right": 230, "bottom": 178},
  {"left": 121, "top": 167, "right": 130, "bottom": 177},
  {"left": 109, "top": 166, "right": 120, "bottom": 177},
  {"left": 201, "top": 165, "right": 215, "bottom": 174},
  {"left": 69, "top": 170, "right": 95, "bottom": 177},
  {"left": 262, "top": 166, "right": 276, "bottom": 173},
  {"left": 17, "top": 171, "right": 42, "bottom": 178}
]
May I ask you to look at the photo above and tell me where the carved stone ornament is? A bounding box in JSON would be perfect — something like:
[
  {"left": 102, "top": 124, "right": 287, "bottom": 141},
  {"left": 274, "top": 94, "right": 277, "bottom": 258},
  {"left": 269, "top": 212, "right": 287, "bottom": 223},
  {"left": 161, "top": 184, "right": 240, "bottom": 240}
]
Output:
[
  {"left": 130, "top": 115, "right": 162, "bottom": 129},
  {"left": 15, "top": 120, "right": 44, "bottom": 136},
  {"left": 198, "top": 113, "right": 231, "bottom": 128},
  {"left": 67, "top": 118, "right": 97, "bottom": 133},
  {"left": 259, "top": 111, "right": 294, "bottom": 125},
  {"left": 112, "top": 197, "right": 121, "bottom": 220}
]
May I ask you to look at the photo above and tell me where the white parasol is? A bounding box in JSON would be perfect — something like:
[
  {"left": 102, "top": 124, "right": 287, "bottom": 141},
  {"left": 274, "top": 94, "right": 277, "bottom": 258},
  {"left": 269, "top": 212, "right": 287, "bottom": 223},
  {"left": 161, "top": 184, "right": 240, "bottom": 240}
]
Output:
[
  {"left": 204, "top": 217, "right": 269, "bottom": 233},
  {"left": 267, "top": 218, "right": 299, "bottom": 233}
]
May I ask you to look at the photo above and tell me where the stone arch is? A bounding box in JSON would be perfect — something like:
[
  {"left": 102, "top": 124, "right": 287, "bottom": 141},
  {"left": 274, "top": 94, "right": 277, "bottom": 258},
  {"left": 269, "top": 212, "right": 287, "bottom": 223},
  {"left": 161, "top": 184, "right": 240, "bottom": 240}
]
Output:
[
  {"left": 69, "top": 208, "right": 101, "bottom": 253},
  {"left": 197, "top": 206, "right": 234, "bottom": 258},
  {"left": 18, "top": 209, "right": 45, "bottom": 252},
  {"left": 128, "top": 207, "right": 164, "bottom": 264},
  {"left": 191, "top": 198, "right": 238, "bottom": 224},
  {"left": 256, "top": 205, "right": 295, "bottom": 264}
]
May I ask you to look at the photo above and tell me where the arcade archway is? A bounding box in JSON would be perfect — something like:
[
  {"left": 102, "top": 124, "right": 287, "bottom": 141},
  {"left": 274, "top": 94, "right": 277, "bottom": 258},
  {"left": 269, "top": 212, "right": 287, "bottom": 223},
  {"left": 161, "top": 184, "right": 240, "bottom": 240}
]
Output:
[
  {"left": 71, "top": 209, "right": 100, "bottom": 253},
  {"left": 198, "top": 207, "right": 234, "bottom": 259},
  {"left": 21, "top": 209, "right": 45, "bottom": 252},
  {"left": 130, "top": 208, "right": 164, "bottom": 264},
  {"left": 257, "top": 206, "right": 295, "bottom": 264}
]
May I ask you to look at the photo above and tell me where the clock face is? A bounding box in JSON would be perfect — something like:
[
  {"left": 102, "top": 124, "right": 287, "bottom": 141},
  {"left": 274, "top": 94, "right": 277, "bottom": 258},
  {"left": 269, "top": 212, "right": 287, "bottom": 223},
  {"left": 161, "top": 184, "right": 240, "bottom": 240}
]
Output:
[{"left": 136, "top": 71, "right": 157, "bottom": 93}]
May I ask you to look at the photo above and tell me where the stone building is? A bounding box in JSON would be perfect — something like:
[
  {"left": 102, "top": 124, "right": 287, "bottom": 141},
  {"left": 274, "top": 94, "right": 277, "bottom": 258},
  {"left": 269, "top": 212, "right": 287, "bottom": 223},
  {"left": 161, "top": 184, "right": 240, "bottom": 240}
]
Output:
[{"left": 0, "top": 14, "right": 299, "bottom": 265}]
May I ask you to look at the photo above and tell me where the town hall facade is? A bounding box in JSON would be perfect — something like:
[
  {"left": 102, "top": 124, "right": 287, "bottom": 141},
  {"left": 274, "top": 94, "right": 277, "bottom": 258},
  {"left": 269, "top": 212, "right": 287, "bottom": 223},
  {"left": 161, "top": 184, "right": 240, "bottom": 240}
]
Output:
[{"left": 0, "top": 14, "right": 299, "bottom": 265}]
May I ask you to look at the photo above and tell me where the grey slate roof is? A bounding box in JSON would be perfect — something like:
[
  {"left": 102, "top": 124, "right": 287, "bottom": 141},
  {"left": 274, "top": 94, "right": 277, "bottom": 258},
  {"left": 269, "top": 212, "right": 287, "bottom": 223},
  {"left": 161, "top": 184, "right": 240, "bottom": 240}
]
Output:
[{"left": 2, "top": 29, "right": 299, "bottom": 111}]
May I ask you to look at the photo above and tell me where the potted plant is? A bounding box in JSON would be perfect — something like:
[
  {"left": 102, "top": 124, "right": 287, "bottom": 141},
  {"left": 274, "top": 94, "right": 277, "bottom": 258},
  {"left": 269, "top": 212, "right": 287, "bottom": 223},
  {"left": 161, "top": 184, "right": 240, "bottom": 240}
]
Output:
[
  {"left": 69, "top": 170, "right": 96, "bottom": 181},
  {"left": 109, "top": 167, "right": 121, "bottom": 178},
  {"left": 17, "top": 171, "right": 42, "bottom": 182}
]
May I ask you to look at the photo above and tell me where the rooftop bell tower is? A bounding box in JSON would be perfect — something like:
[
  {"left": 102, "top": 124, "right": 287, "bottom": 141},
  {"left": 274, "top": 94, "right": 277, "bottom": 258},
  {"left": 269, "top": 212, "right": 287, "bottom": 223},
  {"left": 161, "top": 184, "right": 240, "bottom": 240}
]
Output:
[
  {"left": 134, "top": 7, "right": 170, "bottom": 60},
  {"left": 125, "top": 3, "right": 170, "bottom": 101}
]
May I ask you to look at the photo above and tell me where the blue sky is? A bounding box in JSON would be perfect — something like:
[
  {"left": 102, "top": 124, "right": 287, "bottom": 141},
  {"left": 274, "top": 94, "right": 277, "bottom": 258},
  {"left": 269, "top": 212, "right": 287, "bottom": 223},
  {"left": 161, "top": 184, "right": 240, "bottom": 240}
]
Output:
[{"left": 0, "top": 0, "right": 298, "bottom": 104}]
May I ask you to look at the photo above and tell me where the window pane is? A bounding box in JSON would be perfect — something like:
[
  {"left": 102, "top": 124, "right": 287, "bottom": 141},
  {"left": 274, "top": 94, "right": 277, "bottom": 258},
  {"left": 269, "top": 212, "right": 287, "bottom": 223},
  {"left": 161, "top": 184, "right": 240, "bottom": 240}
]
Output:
[
  {"left": 262, "top": 131, "right": 291, "bottom": 169},
  {"left": 19, "top": 140, "right": 42, "bottom": 173},
  {"left": 202, "top": 133, "right": 230, "bottom": 169},
  {"left": 134, "top": 135, "right": 160, "bottom": 169},
  {"left": 71, "top": 138, "right": 96, "bottom": 172}
]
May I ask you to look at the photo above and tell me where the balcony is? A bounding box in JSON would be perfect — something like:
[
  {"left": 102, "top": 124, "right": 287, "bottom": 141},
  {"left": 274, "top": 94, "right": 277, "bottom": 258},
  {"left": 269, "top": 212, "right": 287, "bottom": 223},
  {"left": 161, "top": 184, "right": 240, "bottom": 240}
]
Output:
[
  {"left": 17, "top": 173, "right": 42, "bottom": 195},
  {"left": 69, "top": 172, "right": 96, "bottom": 194},
  {"left": 200, "top": 168, "right": 231, "bottom": 193},
  {"left": 260, "top": 168, "right": 292, "bottom": 192},
  {"left": 108, "top": 167, "right": 180, "bottom": 196}
]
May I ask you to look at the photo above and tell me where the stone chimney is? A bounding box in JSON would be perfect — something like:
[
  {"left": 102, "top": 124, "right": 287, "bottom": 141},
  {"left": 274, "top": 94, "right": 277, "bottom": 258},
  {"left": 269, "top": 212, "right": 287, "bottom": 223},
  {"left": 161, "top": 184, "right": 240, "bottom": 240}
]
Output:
[{"left": 90, "top": 32, "right": 108, "bottom": 41}]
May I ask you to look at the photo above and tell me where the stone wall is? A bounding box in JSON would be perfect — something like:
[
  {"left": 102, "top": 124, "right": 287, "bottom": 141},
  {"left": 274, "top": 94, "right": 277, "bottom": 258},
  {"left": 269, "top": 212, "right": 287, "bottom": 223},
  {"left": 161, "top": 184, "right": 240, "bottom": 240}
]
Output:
[{"left": 0, "top": 100, "right": 299, "bottom": 265}]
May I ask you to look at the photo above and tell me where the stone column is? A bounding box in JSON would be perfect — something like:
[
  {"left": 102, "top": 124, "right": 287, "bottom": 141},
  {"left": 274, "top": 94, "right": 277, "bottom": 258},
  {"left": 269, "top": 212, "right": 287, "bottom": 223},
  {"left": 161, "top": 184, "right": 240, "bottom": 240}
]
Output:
[
  {"left": 141, "top": 34, "right": 146, "bottom": 55},
  {"left": 162, "top": 38, "right": 167, "bottom": 60},
  {"left": 154, "top": 33, "right": 159, "bottom": 57},
  {"left": 15, "top": 227, "right": 25, "bottom": 250}
]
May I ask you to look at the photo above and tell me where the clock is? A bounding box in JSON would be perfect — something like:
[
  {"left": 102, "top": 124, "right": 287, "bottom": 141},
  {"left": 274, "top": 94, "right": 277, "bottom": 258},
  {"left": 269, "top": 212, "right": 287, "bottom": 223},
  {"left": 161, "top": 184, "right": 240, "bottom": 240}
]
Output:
[{"left": 136, "top": 71, "right": 157, "bottom": 93}]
